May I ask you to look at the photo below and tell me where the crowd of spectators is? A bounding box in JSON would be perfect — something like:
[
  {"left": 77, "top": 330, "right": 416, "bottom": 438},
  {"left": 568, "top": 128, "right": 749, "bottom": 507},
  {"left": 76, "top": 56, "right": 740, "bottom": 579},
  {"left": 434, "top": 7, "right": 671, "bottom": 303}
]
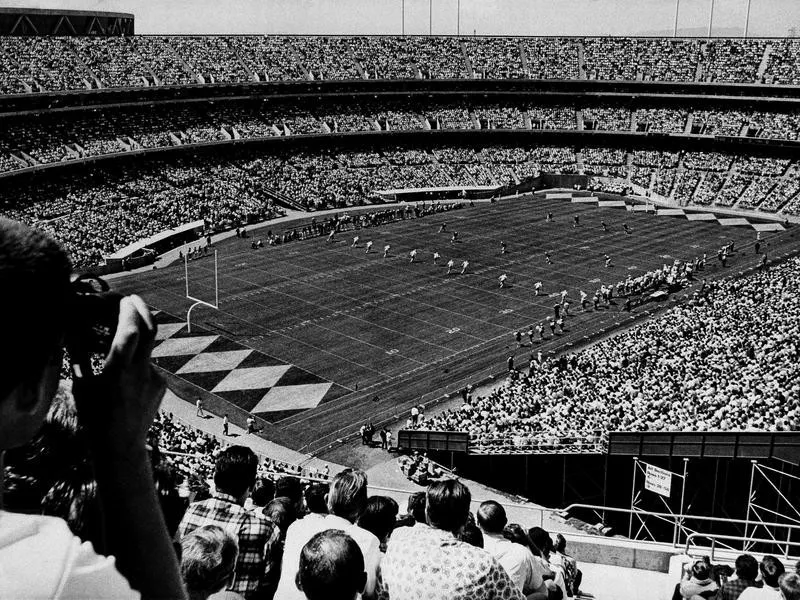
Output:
[
  {"left": 0, "top": 159, "right": 285, "bottom": 266},
  {"left": 583, "top": 38, "right": 701, "bottom": 82},
  {"left": 522, "top": 38, "right": 580, "bottom": 79},
  {"left": 475, "top": 105, "right": 525, "bottom": 129},
  {"left": 715, "top": 174, "right": 752, "bottom": 207},
  {"left": 528, "top": 106, "right": 576, "bottom": 130},
  {"left": 764, "top": 39, "right": 800, "bottom": 85},
  {"left": 2, "top": 103, "right": 800, "bottom": 177},
  {"left": 672, "top": 554, "right": 800, "bottom": 600},
  {"left": 692, "top": 172, "right": 727, "bottom": 205},
  {"left": 700, "top": 39, "right": 766, "bottom": 83},
  {"left": 635, "top": 108, "right": 687, "bottom": 133},
  {"left": 745, "top": 110, "right": 800, "bottom": 140},
  {"left": 761, "top": 175, "right": 800, "bottom": 212},
  {"left": 581, "top": 147, "right": 626, "bottom": 177},
  {"left": 467, "top": 38, "right": 525, "bottom": 79},
  {"left": 412, "top": 254, "right": 800, "bottom": 449},
  {"left": 582, "top": 107, "right": 630, "bottom": 131},
  {"left": 5, "top": 373, "right": 589, "bottom": 600},
  {"left": 682, "top": 152, "right": 732, "bottom": 171},
  {"left": 2, "top": 138, "right": 797, "bottom": 268},
  {"left": 6, "top": 36, "right": 800, "bottom": 93},
  {"left": 735, "top": 176, "right": 776, "bottom": 210},
  {"left": 294, "top": 37, "right": 361, "bottom": 80}
]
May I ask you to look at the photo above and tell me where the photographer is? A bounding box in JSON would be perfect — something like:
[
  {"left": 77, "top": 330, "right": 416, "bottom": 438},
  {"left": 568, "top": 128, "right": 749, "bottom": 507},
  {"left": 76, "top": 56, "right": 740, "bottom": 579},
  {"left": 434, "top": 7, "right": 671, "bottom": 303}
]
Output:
[{"left": 0, "top": 218, "right": 185, "bottom": 599}]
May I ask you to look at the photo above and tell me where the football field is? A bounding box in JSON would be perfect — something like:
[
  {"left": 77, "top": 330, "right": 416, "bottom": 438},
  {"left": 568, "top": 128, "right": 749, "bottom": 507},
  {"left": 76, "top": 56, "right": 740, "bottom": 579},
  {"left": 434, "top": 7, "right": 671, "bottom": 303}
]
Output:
[{"left": 115, "top": 194, "right": 799, "bottom": 454}]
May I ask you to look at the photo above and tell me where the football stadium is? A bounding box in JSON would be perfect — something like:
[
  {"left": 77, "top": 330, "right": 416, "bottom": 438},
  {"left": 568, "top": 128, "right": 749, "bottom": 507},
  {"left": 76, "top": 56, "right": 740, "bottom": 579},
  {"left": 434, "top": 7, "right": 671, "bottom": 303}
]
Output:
[{"left": 2, "top": 1, "right": 800, "bottom": 599}]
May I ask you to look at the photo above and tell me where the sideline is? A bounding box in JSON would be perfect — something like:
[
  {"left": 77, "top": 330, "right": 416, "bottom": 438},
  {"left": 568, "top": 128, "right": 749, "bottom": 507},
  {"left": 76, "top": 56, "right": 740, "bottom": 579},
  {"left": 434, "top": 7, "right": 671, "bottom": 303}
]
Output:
[
  {"left": 159, "top": 388, "right": 345, "bottom": 475},
  {"left": 106, "top": 198, "right": 490, "bottom": 280}
]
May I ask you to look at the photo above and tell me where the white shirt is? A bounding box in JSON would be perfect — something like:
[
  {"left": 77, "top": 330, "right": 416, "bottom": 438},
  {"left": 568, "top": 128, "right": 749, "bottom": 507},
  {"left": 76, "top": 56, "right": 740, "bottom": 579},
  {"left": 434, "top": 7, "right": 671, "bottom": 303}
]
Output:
[
  {"left": 739, "top": 585, "right": 782, "bottom": 600},
  {"left": 274, "top": 513, "right": 381, "bottom": 600},
  {"left": 481, "top": 532, "right": 544, "bottom": 594},
  {"left": 0, "top": 512, "right": 138, "bottom": 600}
]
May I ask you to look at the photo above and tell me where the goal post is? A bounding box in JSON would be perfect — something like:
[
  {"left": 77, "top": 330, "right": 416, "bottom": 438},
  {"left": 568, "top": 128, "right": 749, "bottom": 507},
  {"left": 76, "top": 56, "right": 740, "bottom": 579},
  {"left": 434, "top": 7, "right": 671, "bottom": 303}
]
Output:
[{"left": 184, "top": 247, "right": 219, "bottom": 333}]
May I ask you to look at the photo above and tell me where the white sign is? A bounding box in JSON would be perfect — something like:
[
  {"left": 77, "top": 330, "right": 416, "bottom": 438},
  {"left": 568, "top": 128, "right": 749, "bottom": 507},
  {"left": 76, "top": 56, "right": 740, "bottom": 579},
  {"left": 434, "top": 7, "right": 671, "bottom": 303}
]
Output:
[{"left": 644, "top": 463, "right": 672, "bottom": 498}]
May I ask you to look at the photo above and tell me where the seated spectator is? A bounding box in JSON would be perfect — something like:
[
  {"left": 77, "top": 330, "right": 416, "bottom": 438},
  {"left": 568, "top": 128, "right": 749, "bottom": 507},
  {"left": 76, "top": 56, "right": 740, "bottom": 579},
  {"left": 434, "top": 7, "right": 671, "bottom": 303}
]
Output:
[
  {"left": 0, "top": 218, "right": 185, "bottom": 599},
  {"left": 551, "top": 534, "right": 582, "bottom": 599},
  {"left": 718, "top": 554, "right": 761, "bottom": 600},
  {"left": 249, "top": 477, "right": 275, "bottom": 511},
  {"left": 396, "top": 491, "right": 426, "bottom": 528},
  {"left": 180, "top": 525, "right": 243, "bottom": 600},
  {"left": 677, "top": 558, "right": 719, "bottom": 600},
  {"left": 739, "top": 556, "right": 785, "bottom": 599},
  {"left": 263, "top": 496, "right": 297, "bottom": 538},
  {"left": 302, "top": 482, "right": 329, "bottom": 516},
  {"left": 780, "top": 573, "right": 800, "bottom": 600},
  {"left": 377, "top": 479, "right": 523, "bottom": 599},
  {"left": 177, "top": 445, "right": 282, "bottom": 600},
  {"left": 296, "top": 529, "right": 367, "bottom": 600},
  {"left": 357, "top": 496, "right": 399, "bottom": 553},
  {"left": 275, "top": 469, "right": 381, "bottom": 600},
  {"left": 527, "top": 527, "right": 568, "bottom": 599},
  {"left": 457, "top": 520, "right": 484, "bottom": 548},
  {"left": 275, "top": 475, "right": 303, "bottom": 509},
  {"left": 477, "top": 500, "right": 549, "bottom": 599}
]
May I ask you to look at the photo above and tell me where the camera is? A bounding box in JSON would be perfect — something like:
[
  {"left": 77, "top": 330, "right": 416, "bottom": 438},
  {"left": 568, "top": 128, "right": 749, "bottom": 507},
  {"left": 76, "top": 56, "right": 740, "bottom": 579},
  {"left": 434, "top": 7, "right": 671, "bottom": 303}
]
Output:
[{"left": 65, "top": 273, "right": 123, "bottom": 375}]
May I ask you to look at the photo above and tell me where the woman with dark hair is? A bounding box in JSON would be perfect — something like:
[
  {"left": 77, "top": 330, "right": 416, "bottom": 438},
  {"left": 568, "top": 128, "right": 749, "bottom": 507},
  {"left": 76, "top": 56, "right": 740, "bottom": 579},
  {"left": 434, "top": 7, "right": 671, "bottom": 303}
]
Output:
[
  {"left": 503, "top": 523, "right": 537, "bottom": 555},
  {"left": 357, "top": 496, "right": 399, "bottom": 553},
  {"left": 551, "top": 533, "right": 582, "bottom": 598},
  {"left": 677, "top": 558, "right": 718, "bottom": 600},
  {"left": 528, "top": 526, "right": 569, "bottom": 600}
]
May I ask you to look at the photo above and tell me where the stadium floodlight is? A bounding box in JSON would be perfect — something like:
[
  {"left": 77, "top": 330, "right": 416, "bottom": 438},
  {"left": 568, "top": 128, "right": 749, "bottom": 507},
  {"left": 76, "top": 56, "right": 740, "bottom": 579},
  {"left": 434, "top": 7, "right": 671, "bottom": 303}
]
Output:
[
  {"left": 744, "top": 0, "right": 752, "bottom": 39},
  {"left": 184, "top": 247, "right": 219, "bottom": 333},
  {"left": 708, "top": 0, "right": 715, "bottom": 38}
]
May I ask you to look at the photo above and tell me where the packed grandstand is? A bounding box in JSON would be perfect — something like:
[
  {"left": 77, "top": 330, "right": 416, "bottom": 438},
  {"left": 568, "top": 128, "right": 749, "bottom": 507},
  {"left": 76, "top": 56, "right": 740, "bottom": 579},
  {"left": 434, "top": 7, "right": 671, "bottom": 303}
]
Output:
[{"left": 3, "top": 22, "right": 800, "bottom": 600}]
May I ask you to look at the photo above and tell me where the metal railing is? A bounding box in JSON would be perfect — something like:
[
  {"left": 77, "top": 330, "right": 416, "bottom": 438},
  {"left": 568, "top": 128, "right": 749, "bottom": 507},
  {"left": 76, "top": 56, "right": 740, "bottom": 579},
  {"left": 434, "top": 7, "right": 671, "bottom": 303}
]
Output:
[
  {"left": 685, "top": 533, "right": 800, "bottom": 563},
  {"left": 468, "top": 432, "right": 606, "bottom": 455},
  {"left": 564, "top": 503, "right": 800, "bottom": 558}
]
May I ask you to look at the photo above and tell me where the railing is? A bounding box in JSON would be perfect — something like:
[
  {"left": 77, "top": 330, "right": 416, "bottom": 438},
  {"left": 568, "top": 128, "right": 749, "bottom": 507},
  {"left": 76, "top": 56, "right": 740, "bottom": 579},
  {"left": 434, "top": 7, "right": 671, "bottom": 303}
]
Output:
[
  {"left": 685, "top": 533, "right": 800, "bottom": 562},
  {"left": 564, "top": 503, "right": 800, "bottom": 558},
  {"left": 468, "top": 432, "right": 606, "bottom": 455}
]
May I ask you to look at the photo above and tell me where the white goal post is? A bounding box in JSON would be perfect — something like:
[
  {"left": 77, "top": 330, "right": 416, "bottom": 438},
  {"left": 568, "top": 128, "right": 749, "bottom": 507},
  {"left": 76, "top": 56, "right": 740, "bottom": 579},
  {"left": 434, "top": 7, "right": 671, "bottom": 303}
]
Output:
[{"left": 185, "top": 248, "right": 219, "bottom": 333}]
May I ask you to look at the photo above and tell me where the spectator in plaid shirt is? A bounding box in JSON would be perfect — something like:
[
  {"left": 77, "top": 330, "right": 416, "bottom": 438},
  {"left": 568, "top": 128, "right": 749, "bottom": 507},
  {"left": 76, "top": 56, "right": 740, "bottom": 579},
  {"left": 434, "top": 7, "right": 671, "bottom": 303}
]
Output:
[
  {"left": 717, "top": 555, "right": 761, "bottom": 600},
  {"left": 178, "top": 445, "right": 281, "bottom": 600}
]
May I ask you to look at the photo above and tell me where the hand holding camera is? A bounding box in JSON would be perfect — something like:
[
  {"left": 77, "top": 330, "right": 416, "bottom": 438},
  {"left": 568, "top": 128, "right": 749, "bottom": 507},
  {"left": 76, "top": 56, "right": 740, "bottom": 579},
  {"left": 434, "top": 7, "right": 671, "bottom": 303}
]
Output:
[{"left": 71, "top": 292, "right": 165, "bottom": 455}]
